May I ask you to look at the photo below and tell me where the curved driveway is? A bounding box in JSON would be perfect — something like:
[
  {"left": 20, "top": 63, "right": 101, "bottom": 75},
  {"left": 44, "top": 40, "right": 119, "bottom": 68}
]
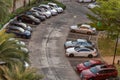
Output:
[{"left": 29, "top": 1, "right": 92, "bottom": 80}]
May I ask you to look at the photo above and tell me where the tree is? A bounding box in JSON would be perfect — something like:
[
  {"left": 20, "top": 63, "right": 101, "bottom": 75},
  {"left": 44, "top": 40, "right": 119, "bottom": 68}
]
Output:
[
  {"left": 0, "top": 64, "right": 43, "bottom": 80},
  {"left": 0, "top": 0, "right": 12, "bottom": 23},
  {"left": 0, "top": 30, "right": 29, "bottom": 67},
  {"left": 87, "top": 0, "right": 120, "bottom": 64}
]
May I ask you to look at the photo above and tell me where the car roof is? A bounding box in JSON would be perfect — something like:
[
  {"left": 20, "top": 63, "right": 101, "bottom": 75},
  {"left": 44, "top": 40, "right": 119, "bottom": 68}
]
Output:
[
  {"left": 81, "top": 24, "right": 91, "bottom": 28},
  {"left": 75, "top": 46, "right": 94, "bottom": 50},
  {"left": 39, "top": 4, "right": 49, "bottom": 7},
  {"left": 77, "top": 39, "right": 87, "bottom": 42},
  {"left": 95, "top": 64, "right": 116, "bottom": 71},
  {"left": 48, "top": 2, "right": 57, "bottom": 6}
]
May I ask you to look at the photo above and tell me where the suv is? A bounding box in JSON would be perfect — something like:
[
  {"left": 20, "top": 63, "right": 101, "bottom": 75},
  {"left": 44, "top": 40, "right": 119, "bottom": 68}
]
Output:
[{"left": 80, "top": 64, "right": 118, "bottom": 80}]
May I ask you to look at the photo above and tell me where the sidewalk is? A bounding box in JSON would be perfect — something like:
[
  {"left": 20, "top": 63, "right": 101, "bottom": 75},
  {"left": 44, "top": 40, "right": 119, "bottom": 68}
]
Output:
[{"left": 102, "top": 56, "right": 120, "bottom": 64}]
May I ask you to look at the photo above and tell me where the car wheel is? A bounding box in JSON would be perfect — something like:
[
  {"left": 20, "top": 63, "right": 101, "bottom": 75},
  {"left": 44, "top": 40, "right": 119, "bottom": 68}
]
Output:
[
  {"left": 88, "top": 54, "right": 93, "bottom": 58},
  {"left": 71, "top": 30, "right": 75, "bottom": 33},
  {"left": 69, "top": 54, "right": 74, "bottom": 57},
  {"left": 87, "top": 32, "right": 92, "bottom": 35}
]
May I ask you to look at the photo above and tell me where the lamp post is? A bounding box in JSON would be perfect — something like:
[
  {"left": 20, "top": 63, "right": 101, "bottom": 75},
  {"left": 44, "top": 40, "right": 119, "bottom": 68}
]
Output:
[{"left": 112, "top": 33, "right": 119, "bottom": 65}]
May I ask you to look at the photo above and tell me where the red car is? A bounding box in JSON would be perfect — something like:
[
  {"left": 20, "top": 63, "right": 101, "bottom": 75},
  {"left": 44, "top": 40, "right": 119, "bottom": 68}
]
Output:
[
  {"left": 76, "top": 60, "right": 103, "bottom": 73},
  {"left": 80, "top": 64, "right": 118, "bottom": 80}
]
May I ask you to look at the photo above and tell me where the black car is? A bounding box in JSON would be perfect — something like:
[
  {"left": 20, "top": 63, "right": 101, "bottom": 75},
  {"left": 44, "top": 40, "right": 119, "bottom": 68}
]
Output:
[
  {"left": 9, "top": 21, "right": 33, "bottom": 32},
  {"left": 16, "top": 14, "right": 41, "bottom": 25},
  {"left": 25, "top": 11, "right": 46, "bottom": 21},
  {"left": 6, "top": 26, "right": 31, "bottom": 39}
]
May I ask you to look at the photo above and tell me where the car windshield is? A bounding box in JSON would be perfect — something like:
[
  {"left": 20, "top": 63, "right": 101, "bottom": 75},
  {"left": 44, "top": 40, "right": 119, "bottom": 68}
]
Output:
[
  {"left": 83, "top": 61, "right": 91, "bottom": 67},
  {"left": 72, "top": 41, "right": 77, "bottom": 44},
  {"left": 40, "top": 8, "right": 47, "bottom": 12},
  {"left": 90, "top": 67, "right": 99, "bottom": 74},
  {"left": 54, "top": 5, "right": 58, "bottom": 8},
  {"left": 74, "top": 47, "right": 80, "bottom": 51}
]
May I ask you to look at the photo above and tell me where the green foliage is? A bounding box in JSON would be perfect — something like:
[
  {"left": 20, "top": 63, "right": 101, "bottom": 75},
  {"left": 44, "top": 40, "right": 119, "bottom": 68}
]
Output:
[
  {"left": 88, "top": 0, "right": 120, "bottom": 36},
  {"left": 0, "top": 65, "right": 43, "bottom": 80},
  {"left": 98, "top": 37, "right": 120, "bottom": 56}
]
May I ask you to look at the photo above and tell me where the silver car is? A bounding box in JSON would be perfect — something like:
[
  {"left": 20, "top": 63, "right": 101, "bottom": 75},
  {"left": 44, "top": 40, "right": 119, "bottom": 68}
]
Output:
[
  {"left": 39, "top": 4, "right": 58, "bottom": 16},
  {"left": 78, "top": 0, "right": 95, "bottom": 3},
  {"left": 66, "top": 46, "right": 97, "bottom": 58},
  {"left": 64, "top": 39, "right": 94, "bottom": 49},
  {"left": 31, "top": 7, "right": 52, "bottom": 18},
  {"left": 48, "top": 2, "right": 63, "bottom": 13},
  {"left": 70, "top": 24, "right": 96, "bottom": 34}
]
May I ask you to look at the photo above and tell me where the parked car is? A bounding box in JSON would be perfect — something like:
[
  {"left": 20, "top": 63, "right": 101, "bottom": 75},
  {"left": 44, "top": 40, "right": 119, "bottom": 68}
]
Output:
[
  {"left": 76, "top": 60, "right": 104, "bottom": 73},
  {"left": 78, "top": 0, "right": 95, "bottom": 3},
  {"left": 39, "top": 4, "right": 58, "bottom": 16},
  {"left": 31, "top": 7, "right": 52, "bottom": 18},
  {"left": 70, "top": 24, "right": 96, "bottom": 35},
  {"left": 48, "top": 2, "right": 63, "bottom": 13},
  {"left": 9, "top": 21, "right": 32, "bottom": 32},
  {"left": 8, "top": 38, "right": 29, "bottom": 53},
  {"left": 6, "top": 26, "right": 31, "bottom": 39},
  {"left": 25, "top": 10, "right": 46, "bottom": 21},
  {"left": 66, "top": 46, "right": 97, "bottom": 58},
  {"left": 16, "top": 14, "right": 41, "bottom": 25},
  {"left": 8, "top": 38, "right": 26, "bottom": 46},
  {"left": 88, "top": 2, "right": 100, "bottom": 9},
  {"left": 80, "top": 64, "right": 118, "bottom": 80},
  {"left": 64, "top": 39, "right": 94, "bottom": 49},
  {"left": 18, "top": 47, "right": 29, "bottom": 54}
]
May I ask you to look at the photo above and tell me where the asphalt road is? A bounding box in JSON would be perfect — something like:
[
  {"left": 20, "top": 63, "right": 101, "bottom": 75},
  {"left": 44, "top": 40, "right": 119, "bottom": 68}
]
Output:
[{"left": 28, "top": 1, "right": 95, "bottom": 80}]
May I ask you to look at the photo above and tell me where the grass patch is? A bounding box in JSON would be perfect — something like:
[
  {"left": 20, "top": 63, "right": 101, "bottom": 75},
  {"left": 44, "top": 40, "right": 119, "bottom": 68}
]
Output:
[
  {"left": 115, "top": 65, "right": 120, "bottom": 76},
  {"left": 98, "top": 37, "right": 120, "bottom": 56}
]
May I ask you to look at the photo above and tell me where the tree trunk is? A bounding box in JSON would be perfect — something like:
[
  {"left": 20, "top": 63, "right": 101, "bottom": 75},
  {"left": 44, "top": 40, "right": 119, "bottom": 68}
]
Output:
[
  {"left": 28, "top": 0, "right": 30, "bottom": 6},
  {"left": 23, "top": 0, "right": 26, "bottom": 7},
  {"left": 12, "top": 0, "right": 16, "bottom": 12}
]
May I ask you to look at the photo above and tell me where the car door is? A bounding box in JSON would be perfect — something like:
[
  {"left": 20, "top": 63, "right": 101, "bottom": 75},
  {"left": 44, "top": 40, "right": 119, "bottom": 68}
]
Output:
[
  {"left": 96, "top": 70, "right": 106, "bottom": 80},
  {"left": 78, "top": 49, "right": 89, "bottom": 57},
  {"left": 79, "top": 26, "right": 86, "bottom": 33}
]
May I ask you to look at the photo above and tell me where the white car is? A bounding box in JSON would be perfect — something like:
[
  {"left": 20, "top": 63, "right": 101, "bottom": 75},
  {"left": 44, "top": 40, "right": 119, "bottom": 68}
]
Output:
[
  {"left": 48, "top": 2, "right": 63, "bottom": 13},
  {"left": 66, "top": 47, "right": 97, "bottom": 58},
  {"left": 70, "top": 24, "right": 96, "bottom": 34},
  {"left": 8, "top": 38, "right": 29, "bottom": 53},
  {"left": 88, "top": 2, "right": 100, "bottom": 9},
  {"left": 8, "top": 38, "right": 26, "bottom": 46},
  {"left": 64, "top": 39, "right": 94, "bottom": 48},
  {"left": 31, "top": 7, "right": 52, "bottom": 18},
  {"left": 78, "top": 0, "right": 95, "bottom": 2},
  {"left": 39, "top": 4, "right": 58, "bottom": 16}
]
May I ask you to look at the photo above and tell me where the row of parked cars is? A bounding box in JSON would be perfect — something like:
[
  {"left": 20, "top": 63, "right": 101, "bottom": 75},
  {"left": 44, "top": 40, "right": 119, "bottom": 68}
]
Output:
[
  {"left": 5, "top": 2, "right": 64, "bottom": 39},
  {"left": 4, "top": 2, "right": 64, "bottom": 68},
  {"left": 64, "top": 23, "right": 118, "bottom": 79},
  {"left": 65, "top": 24, "right": 97, "bottom": 58}
]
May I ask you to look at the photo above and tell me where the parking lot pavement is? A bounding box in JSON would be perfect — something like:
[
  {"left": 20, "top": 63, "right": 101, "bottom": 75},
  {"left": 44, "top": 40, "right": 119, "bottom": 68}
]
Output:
[{"left": 28, "top": 1, "right": 95, "bottom": 80}]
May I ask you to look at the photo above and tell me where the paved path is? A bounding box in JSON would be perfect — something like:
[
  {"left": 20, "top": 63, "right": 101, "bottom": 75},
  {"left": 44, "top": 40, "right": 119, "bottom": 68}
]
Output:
[{"left": 28, "top": 1, "right": 91, "bottom": 80}]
